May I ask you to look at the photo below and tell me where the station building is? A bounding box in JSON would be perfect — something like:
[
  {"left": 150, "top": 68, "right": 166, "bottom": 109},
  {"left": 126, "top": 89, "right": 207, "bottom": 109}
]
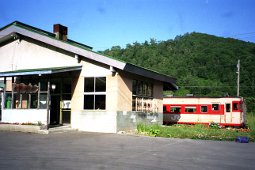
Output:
[{"left": 0, "top": 21, "right": 177, "bottom": 133}]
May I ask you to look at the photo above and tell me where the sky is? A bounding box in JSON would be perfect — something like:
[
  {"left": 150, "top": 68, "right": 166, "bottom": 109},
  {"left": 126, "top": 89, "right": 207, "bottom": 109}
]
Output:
[{"left": 1, "top": 0, "right": 255, "bottom": 51}]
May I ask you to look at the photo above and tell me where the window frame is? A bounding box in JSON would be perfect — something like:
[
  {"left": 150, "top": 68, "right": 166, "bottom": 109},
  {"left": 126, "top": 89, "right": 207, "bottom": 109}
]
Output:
[
  {"left": 84, "top": 77, "right": 106, "bottom": 110},
  {"left": 132, "top": 80, "right": 154, "bottom": 112},
  {"left": 212, "top": 104, "right": 219, "bottom": 111},
  {"left": 226, "top": 103, "right": 231, "bottom": 112},
  {"left": 201, "top": 105, "right": 208, "bottom": 113},
  {"left": 170, "top": 106, "right": 181, "bottom": 113},
  {"left": 232, "top": 101, "right": 243, "bottom": 112},
  {"left": 184, "top": 106, "right": 197, "bottom": 113}
]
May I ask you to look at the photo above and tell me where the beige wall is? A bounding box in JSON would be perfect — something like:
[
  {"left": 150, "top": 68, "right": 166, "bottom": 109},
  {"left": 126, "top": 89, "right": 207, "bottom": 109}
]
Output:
[
  {"left": 70, "top": 74, "right": 83, "bottom": 129},
  {"left": 106, "top": 72, "right": 132, "bottom": 112},
  {"left": 153, "top": 81, "right": 163, "bottom": 113},
  {"left": 107, "top": 71, "right": 164, "bottom": 113}
]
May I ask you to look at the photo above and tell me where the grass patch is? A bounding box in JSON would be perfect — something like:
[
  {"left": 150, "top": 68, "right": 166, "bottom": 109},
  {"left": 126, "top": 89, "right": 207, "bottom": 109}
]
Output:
[
  {"left": 247, "top": 112, "right": 255, "bottom": 137},
  {"left": 137, "top": 112, "right": 255, "bottom": 141}
]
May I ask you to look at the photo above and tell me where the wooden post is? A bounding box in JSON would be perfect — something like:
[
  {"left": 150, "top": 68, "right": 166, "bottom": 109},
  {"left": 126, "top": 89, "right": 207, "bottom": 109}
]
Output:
[
  {"left": 46, "top": 80, "right": 50, "bottom": 129},
  {"left": 59, "top": 79, "right": 63, "bottom": 125},
  {"left": 37, "top": 82, "right": 41, "bottom": 109},
  {"left": 3, "top": 77, "right": 6, "bottom": 109},
  {"left": 11, "top": 77, "right": 14, "bottom": 109},
  {"left": 28, "top": 94, "right": 31, "bottom": 109}
]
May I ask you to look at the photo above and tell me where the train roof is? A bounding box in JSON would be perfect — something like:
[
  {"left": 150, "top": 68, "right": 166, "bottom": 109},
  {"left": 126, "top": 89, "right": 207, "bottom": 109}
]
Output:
[{"left": 163, "top": 96, "right": 243, "bottom": 99}]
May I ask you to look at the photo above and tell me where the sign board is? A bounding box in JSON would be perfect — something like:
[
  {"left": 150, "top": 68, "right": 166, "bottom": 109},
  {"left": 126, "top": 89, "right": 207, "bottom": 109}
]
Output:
[{"left": 62, "top": 100, "right": 71, "bottom": 109}]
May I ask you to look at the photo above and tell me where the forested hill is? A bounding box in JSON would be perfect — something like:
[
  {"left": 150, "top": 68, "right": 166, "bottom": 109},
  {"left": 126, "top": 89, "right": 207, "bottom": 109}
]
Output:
[{"left": 101, "top": 32, "right": 255, "bottom": 103}]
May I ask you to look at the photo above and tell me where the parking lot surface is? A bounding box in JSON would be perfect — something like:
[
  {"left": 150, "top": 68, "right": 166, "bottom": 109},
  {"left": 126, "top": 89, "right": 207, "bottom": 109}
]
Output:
[{"left": 0, "top": 131, "right": 254, "bottom": 170}]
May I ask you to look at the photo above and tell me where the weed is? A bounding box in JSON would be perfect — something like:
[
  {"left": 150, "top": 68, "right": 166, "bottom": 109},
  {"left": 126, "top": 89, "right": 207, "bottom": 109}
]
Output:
[
  {"left": 209, "top": 122, "right": 221, "bottom": 129},
  {"left": 37, "top": 121, "right": 43, "bottom": 126},
  {"left": 137, "top": 113, "right": 255, "bottom": 141}
]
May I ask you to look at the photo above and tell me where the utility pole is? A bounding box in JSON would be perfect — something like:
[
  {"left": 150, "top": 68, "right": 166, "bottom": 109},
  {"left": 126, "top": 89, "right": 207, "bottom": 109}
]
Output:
[{"left": 237, "top": 59, "right": 240, "bottom": 96}]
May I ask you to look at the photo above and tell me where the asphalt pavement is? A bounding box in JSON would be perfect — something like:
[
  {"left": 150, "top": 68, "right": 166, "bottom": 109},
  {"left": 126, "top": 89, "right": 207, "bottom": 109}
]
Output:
[{"left": 0, "top": 131, "right": 254, "bottom": 170}]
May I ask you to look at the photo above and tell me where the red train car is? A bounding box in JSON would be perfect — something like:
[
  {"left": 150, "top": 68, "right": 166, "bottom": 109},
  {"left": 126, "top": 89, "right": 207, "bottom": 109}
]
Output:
[{"left": 163, "top": 96, "right": 246, "bottom": 127}]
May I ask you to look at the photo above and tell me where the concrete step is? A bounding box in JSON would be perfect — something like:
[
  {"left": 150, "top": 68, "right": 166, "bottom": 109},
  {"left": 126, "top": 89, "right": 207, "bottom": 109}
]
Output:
[{"left": 48, "top": 125, "right": 77, "bottom": 133}]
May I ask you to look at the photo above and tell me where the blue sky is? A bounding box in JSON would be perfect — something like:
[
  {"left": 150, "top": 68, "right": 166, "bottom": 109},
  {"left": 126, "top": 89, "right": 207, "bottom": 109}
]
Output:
[{"left": 1, "top": 0, "right": 255, "bottom": 51}]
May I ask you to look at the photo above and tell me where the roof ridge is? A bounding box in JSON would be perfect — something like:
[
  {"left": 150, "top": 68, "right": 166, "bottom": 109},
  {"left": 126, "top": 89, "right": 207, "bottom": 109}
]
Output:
[
  {"left": 0, "top": 21, "right": 93, "bottom": 50},
  {"left": 13, "top": 21, "right": 55, "bottom": 37}
]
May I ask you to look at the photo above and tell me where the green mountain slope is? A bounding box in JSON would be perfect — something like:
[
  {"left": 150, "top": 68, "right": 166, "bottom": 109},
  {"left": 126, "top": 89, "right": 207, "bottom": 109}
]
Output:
[{"left": 101, "top": 32, "right": 255, "bottom": 111}]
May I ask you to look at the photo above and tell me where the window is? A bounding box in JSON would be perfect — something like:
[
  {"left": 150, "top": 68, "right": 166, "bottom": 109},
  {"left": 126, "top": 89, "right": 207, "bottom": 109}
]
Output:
[
  {"left": 185, "top": 106, "right": 196, "bottom": 113},
  {"left": 226, "top": 103, "right": 231, "bottom": 112},
  {"left": 132, "top": 80, "right": 154, "bottom": 112},
  {"left": 84, "top": 78, "right": 94, "bottom": 92},
  {"left": 170, "top": 106, "right": 181, "bottom": 113},
  {"left": 201, "top": 106, "right": 208, "bottom": 113},
  {"left": 212, "top": 104, "right": 219, "bottom": 111},
  {"left": 4, "top": 83, "right": 40, "bottom": 109},
  {"left": 163, "top": 105, "right": 167, "bottom": 112},
  {"left": 233, "top": 102, "right": 239, "bottom": 111},
  {"left": 132, "top": 80, "right": 153, "bottom": 97},
  {"left": 84, "top": 77, "right": 106, "bottom": 110}
]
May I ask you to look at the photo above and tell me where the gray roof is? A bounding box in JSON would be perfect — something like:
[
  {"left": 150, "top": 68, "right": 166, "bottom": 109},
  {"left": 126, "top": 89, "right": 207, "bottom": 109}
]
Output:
[
  {"left": 0, "top": 66, "right": 82, "bottom": 77},
  {"left": 0, "top": 21, "right": 178, "bottom": 90}
]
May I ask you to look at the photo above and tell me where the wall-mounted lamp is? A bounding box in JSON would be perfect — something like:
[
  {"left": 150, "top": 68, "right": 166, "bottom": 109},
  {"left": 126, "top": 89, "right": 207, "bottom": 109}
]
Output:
[{"left": 51, "top": 84, "right": 56, "bottom": 92}]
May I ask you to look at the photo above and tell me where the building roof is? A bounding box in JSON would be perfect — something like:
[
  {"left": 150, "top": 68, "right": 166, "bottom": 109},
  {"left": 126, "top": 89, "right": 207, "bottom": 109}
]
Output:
[
  {"left": 0, "top": 21, "right": 178, "bottom": 90},
  {"left": 0, "top": 21, "right": 93, "bottom": 50},
  {"left": 0, "top": 66, "right": 82, "bottom": 77}
]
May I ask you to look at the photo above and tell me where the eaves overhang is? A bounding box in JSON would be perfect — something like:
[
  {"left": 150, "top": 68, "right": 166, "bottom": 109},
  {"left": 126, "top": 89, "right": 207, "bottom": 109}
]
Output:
[
  {"left": 0, "top": 66, "right": 82, "bottom": 77},
  {"left": 123, "top": 63, "right": 178, "bottom": 90}
]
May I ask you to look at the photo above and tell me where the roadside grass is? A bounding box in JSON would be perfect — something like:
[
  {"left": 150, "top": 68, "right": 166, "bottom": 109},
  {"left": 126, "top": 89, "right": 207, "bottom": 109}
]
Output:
[
  {"left": 247, "top": 112, "right": 255, "bottom": 137},
  {"left": 137, "top": 112, "right": 255, "bottom": 142}
]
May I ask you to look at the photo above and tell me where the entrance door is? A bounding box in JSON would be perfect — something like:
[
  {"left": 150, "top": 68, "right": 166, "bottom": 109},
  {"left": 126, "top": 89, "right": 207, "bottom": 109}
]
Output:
[
  {"left": 61, "top": 99, "right": 71, "bottom": 124},
  {"left": 50, "top": 95, "right": 60, "bottom": 125}
]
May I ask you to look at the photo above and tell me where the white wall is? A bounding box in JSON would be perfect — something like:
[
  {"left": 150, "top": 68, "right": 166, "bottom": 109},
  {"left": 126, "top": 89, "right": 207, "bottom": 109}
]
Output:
[
  {"left": 77, "top": 111, "right": 117, "bottom": 133},
  {"left": 1, "top": 109, "right": 47, "bottom": 125},
  {"left": 0, "top": 39, "right": 79, "bottom": 72}
]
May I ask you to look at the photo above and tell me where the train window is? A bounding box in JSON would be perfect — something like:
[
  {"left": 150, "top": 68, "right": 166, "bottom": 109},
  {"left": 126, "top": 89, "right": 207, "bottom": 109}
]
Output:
[
  {"left": 185, "top": 106, "right": 196, "bottom": 113},
  {"left": 170, "top": 106, "right": 181, "bottom": 113},
  {"left": 233, "top": 103, "right": 239, "bottom": 111},
  {"left": 163, "top": 106, "right": 167, "bottom": 112},
  {"left": 201, "top": 106, "right": 208, "bottom": 113},
  {"left": 212, "top": 104, "right": 219, "bottom": 111},
  {"left": 226, "top": 103, "right": 231, "bottom": 112}
]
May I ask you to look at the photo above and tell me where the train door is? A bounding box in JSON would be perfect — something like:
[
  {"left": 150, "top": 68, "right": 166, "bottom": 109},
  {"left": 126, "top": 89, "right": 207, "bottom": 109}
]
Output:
[
  {"left": 223, "top": 103, "right": 232, "bottom": 125},
  {"left": 232, "top": 100, "right": 244, "bottom": 125}
]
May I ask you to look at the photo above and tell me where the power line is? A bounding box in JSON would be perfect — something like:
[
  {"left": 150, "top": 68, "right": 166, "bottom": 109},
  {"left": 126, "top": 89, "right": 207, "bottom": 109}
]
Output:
[{"left": 179, "top": 86, "right": 255, "bottom": 88}]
